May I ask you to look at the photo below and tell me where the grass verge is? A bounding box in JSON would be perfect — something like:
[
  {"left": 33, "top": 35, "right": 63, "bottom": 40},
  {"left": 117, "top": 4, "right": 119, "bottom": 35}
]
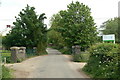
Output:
[
  {"left": 72, "top": 52, "right": 90, "bottom": 62},
  {"left": 2, "top": 65, "right": 13, "bottom": 78}
]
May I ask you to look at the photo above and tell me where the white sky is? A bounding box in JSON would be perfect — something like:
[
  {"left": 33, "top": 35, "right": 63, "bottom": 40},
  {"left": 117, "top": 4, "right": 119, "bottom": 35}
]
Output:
[{"left": 0, "top": 0, "right": 119, "bottom": 33}]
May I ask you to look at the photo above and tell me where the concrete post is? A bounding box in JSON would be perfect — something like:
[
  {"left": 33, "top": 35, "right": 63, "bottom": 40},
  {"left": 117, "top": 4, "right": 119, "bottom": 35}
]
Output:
[
  {"left": 72, "top": 46, "right": 75, "bottom": 54},
  {"left": 10, "top": 47, "right": 20, "bottom": 63},
  {"left": 18, "top": 47, "right": 26, "bottom": 60},
  {"left": 10, "top": 47, "right": 26, "bottom": 63},
  {"left": 75, "top": 45, "right": 81, "bottom": 54}
]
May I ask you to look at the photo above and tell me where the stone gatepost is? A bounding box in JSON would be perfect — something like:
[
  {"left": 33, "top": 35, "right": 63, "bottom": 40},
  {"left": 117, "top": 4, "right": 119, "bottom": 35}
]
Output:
[
  {"left": 75, "top": 45, "right": 81, "bottom": 54},
  {"left": 10, "top": 47, "right": 20, "bottom": 63},
  {"left": 33, "top": 47, "right": 37, "bottom": 53},
  {"left": 72, "top": 45, "right": 81, "bottom": 54},
  {"left": 18, "top": 47, "right": 26, "bottom": 60},
  {"left": 72, "top": 46, "right": 75, "bottom": 54},
  {"left": 10, "top": 47, "right": 26, "bottom": 63}
]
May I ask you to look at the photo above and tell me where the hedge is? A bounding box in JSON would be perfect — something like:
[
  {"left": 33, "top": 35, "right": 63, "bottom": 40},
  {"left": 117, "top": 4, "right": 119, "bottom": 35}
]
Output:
[{"left": 83, "top": 43, "right": 120, "bottom": 79}]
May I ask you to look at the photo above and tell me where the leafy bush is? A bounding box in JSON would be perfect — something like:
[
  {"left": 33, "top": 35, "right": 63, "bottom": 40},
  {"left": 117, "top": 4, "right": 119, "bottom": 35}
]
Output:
[
  {"left": 48, "top": 46, "right": 62, "bottom": 50},
  {"left": 2, "top": 65, "right": 12, "bottom": 78},
  {"left": 36, "top": 52, "right": 48, "bottom": 56},
  {"left": 59, "top": 48, "right": 72, "bottom": 54},
  {"left": 72, "top": 52, "right": 90, "bottom": 62},
  {"left": 2, "top": 52, "right": 11, "bottom": 63},
  {"left": 2, "top": 52, "right": 24, "bottom": 63},
  {"left": 1, "top": 50, "right": 11, "bottom": 63},
  {"left": 2, "top": 56, "right": 11, "bottom": 63},
  {"left": 2, "top": 56, "right": 23, "bottom": 63},
  {"left": 2, "top": 50, "right": 11, "bottom": 53},
  {"left": 26, "top": 53, "right": 36, "bottom": 58},
  {"left": 83, "top": 43, "right": 120, "bottom": 79},
  {"left": 1, "top": 53, "right": 11, "bottom": 57}
]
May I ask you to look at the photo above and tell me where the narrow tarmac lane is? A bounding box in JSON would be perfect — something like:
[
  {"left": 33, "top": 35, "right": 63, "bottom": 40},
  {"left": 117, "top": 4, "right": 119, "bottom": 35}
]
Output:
[
  {"left": 6, "top": 48, "right": 89, "bottom": 78},
  {"left": 28, "top": 48, "right": 88, "bottom": 78}
]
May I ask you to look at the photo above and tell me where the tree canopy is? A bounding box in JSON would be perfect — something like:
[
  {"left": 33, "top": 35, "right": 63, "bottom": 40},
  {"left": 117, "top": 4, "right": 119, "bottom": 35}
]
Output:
[
  {"left": 3, "top": 5, "right": 47, "bottom": 54},
  {"left": 47, "top": 13, "right": 65, "bottom": 49},
  {"left": 51, "top": 1, "right": 97, "bottom": 51},
  {"left": 100, "top": 17, "right": 120, "bottom": 43}
]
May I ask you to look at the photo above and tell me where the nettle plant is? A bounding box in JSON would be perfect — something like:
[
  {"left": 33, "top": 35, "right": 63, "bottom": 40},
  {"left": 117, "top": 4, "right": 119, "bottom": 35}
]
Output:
[{"left": 83, "top": 43, "right": 119, "bottom": 78}]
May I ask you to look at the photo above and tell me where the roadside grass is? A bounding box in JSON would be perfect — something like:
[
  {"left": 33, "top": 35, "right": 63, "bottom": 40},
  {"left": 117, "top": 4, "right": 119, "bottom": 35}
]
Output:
[
  {"left": 72, "top": 52, "right": 90, "bottom": 62},
  {"left": 26, "top": 53, "right": 37, "bottom": 58},
  {"left": 48, "top": 46, "right": 90, "bottom": 62},
  {"left": 2, "top": 65, "right": 13, "bottom": 78},
  {"left": 59, "top": 48, "right": 72, "bottom": 55},
  {"left": 0, "top": 50, "right": 11, "bottom": 63},
  {"left": 1, "top": 49, "right": 48, "bottom": 62},
  {"left": 0, "top": 50, "right": 11, "bottom": 57},
  {"left": 0, "top": 49, "right": 47, "bottom": 79},
  {"left": 26, "top": 53, "right": 39, "bottom": 59},
  {"left": 26, "top": 51, "right": 48, "bottom": 58},
  {"left": 47, "top": 46, "right": 62, "bottom": 50},
  {"left": 0, "top": 50, "right": 11, "bottom": 53},
  {"left": 1, "top": 53, "right": 11, "bottom": 57}
]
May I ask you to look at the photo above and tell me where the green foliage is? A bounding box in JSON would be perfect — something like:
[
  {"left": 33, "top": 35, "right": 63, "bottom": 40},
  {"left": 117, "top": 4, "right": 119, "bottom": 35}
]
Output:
[
  {"left": 26, "top": 54, "right": 36, "bottom": 58},
  {"left": 54, "top": 1, "right": 97, "bottom": 51},
  {"left": 2, "top": 65, "right": 12, "bottom": 78},
  {"left": 83, "top": 43, "right": 120, "bottom": 78},
  {"left": 26, "top": 49, "right": 37, "bottom": 58},
  {"left": 36, "top": 52, "right": 48, "bottom": 56},
  {"left": 72, "top": 52, "right": 90, "bottom": 62},
  {"left": 1, "top": 50, "right": 11, "bottom": 63},
  {"left": 97, "top": 36, "right": 102, "bottom": 43},
  {"left": 1, "top": 50, "right": 24, "bottom": 63},
  {"left": 2, "top": 5, "right": 47, "bottom": 55},
  {"left": 100, "top": 17, "right": 120, "bottom": 43},
  {"left": 1, "top": 53, "right": 11, "bottom": 57},
  {"left": 47, "top": 30, "right": 64, "bottom": 49},
  {"left": 48, "top": 13, "right": 65, "bottom": 49},
  {"left": 50, "top": 13, "right": 61, "bottom": 29},
  {"left": 2, "top": 55, "right": 21, "bottom": 63},
  {"left": 2, "top": 56, "right": 11, "bottom": 63},
  {"left": 59, "top": 48, "right": 71, "bottom": 54}
]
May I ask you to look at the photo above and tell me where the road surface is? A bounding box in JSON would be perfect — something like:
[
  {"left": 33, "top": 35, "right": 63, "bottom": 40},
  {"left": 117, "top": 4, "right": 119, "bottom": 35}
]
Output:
[{"left": 6, "top": 48, "right": 89, "bottom": 78}]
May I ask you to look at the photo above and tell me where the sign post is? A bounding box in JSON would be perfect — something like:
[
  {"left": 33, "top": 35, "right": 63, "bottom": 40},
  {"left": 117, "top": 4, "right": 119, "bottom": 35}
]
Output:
[{"left": 102, "top": 34, "right": 115, "bottom": 44}]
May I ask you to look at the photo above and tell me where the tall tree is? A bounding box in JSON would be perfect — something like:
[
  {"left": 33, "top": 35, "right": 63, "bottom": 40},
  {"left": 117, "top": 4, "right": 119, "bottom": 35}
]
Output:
[
  {"left": 100, "top": 17, "right": 119, "bottom": 43},
  {"left": 55, "top": 1, "right": 97, "bottom": 51},
  {"left": 3, "top": 5, "right": 47, "bottom": 54},
  {"left": 48, "top": 14, "right": 65, "bottom": 48}
]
